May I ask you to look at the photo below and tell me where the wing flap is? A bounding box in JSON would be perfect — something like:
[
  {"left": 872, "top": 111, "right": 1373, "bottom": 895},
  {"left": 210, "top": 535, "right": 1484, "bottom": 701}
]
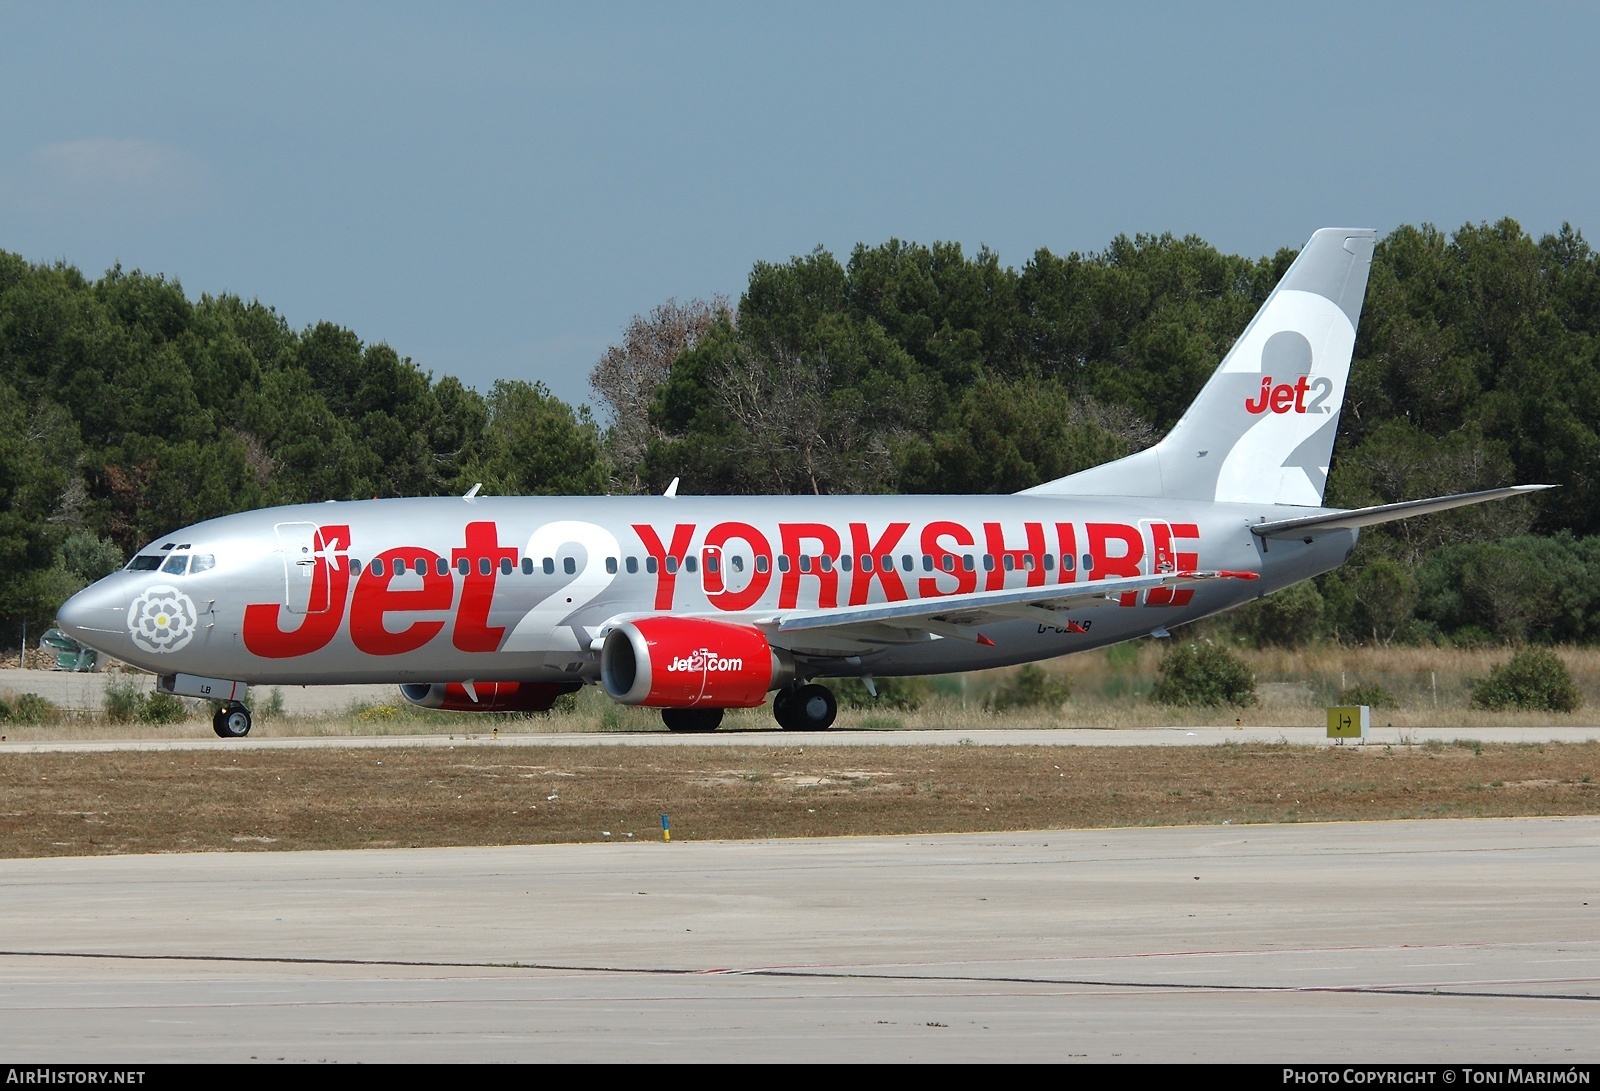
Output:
[{"left": 767, "top": 569, "right": 1258, "bottom": 645}]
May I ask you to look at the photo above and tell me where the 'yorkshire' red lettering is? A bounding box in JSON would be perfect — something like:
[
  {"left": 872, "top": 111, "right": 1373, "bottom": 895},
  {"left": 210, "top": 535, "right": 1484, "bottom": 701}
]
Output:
[
  {"left": 703, "top": 521, "right": 772, "bottom": 612},
  {"left": 848, "top": 522, "right": 910, "bottom": 605},
  {"left": 919, "top": 521, "right": 977, "bottom": 598},
  {"left": 635, "top": 523, "right": 696, "bottom": 610},
  {"left": 1087, "top": 522, "right": 1143, "bottom": 606},
  {"left": 779, "top": 523, "right": 842, "bottom": 609},
  {"left": 983, "top": 522, "right": 1047, "bottom": 592}
]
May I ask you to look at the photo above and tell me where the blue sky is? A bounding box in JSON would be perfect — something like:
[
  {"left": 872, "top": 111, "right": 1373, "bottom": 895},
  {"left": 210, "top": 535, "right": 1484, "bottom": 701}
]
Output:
[{"left": 2, "top": 3, "right": 1596, "bottom": 411}]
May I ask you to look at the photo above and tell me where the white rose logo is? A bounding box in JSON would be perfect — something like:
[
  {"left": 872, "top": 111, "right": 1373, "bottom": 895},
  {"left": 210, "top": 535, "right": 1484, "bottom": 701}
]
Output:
[{"left": 127, "top": 585, "right": 199, "bottom": 653}]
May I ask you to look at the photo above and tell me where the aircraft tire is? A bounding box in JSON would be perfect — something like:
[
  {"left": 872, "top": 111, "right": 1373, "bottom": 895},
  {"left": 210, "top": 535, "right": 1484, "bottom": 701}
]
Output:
[
  {"left": 212, "top": 703, "right": 252, "bottom": 739},
  {"left": 661, "top": 707, "right": 723, "bottom": 733},
  {"left": 777, "top": 684, "right": 836, "bottom": 731}
]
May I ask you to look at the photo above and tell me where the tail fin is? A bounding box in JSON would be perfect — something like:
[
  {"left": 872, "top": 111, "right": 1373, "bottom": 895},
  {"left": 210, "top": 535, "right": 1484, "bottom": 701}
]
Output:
[{"left": 1022, "top": 227, "right": 1376, "bottom": 506}]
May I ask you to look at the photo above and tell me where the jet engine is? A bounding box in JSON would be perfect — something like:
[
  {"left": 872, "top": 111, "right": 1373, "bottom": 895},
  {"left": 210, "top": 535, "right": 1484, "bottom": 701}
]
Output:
[
  {"left": 600, "top": 618, "right": 792, "bottom": 707},
  {"left": 398, "top": 680, "right": 580, "bottom": 713}
]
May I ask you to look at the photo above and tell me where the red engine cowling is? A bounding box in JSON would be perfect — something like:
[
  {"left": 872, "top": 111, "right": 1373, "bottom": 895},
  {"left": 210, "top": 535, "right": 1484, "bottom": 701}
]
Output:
[
  {"left": 600, "top": 618, "right": 792, "bottom": 708},
  {"left": 398, "top": 681, "right": 580, "bottom": 713}
]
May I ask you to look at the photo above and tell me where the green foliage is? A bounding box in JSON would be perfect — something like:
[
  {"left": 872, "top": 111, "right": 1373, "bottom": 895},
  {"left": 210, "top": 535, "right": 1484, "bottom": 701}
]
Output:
[
  {"left": 103, "top": 681, "right": 188, "bottom": 723},
  {"left": 1229, "top": 581, "right": 1326, "bottom": 648},
  {"left": 835, "top": 676, "right": 927, "bottom": 711},
  {"left": 103, "top": 680, "right": 144, "bottom": 723},
  {"left": 1151, "top": 642, "right": 1257, "bottom": 707},
  {"left": 257, "top": 687, "right": 286, "bottom": 720},
  {"left": 986, "top": 664, "right": 1071, "bottom": 712},
  {"left": 0, "top": 692, "right": 59, "bottom": 723},
  {"left": 1338, "top": 683, "right": 1398, "bottom": 709},
  {"left": 1469, "top": 648, "right": 1583, "bottom": 712},
  {"left": 140, "top": 692, "right": 189, "bottom": 724}
]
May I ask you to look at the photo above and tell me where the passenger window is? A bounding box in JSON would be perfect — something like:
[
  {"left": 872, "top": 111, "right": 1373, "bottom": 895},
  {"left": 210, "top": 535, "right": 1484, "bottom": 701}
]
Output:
[
  {"left": 665, "top": 556, "right": 678, "bottom": 575},
  {"left": 496, "top": 558, "right": 509, "bottom": 575},
  {"left": 962, "top": 554, "right": 974, "bottom": 571},
  {"left": 543, "top": 558, "right": 555, "bottom": 575},
  {"left": 901, "top": 554, "right": 913, "bottom": 571},
  {"left": 606, "top": 557, "right": 618, "bottom": 574},
  {"left": 394, "top": 558, "right": 409, "bottom": 575},
  {"left": 777, "top": 556, "right": 790, "bottom": 573},
  {"left": 1003, "top": 555, "right": 1015, "bottom": 571},
  {"left": 839, "top": 555, "right": 851, "bottom": 572},
  {"left": 626, "top": 556, "right": 638, "bottom": 574},
  {"left": 646, "top": 557, "right": 658, "bottom": 574},
  {"left": 940, "top": 555, "right": 954, "bottom": 573},
  {"left": 564, "top": 557, "right": 577, "bottom": 575},
  {"left": 881, "top": 555, "right": 893, "bottom": 572},
  {"left": 922, "top": 555, "right": 934, "bottom": 572},
  {"left": 457, "top": 558, "right": 470, "bottom": 576},
  {"left": 799, "top": 556, "right": 811, "bottom": 574},
  {"left": 1061, "top": 554, "right": 1073, "bottom": 571},
  {"left": 1023, "top": 555, "right": 1036, "bottom": 570},
  {"left": 684, "top": 556, "right": 697, "bottom": 573},
  {"left": 476, "top": 558, "right": 489, "bottom": 576},
  {"left": 372, "top": 558, "right": 386, "bottom": 576},
  {"left": 1043, "top": 555, "right": 1055, "bottom": 571},
  {"left": 1082, "top": 554, "right": 1093, "bottom": 572},
  {"left": 860, "top": 555, "right": 873, "bottom": 572},
  {"left": 704, "top": 556, "right": 718, "bottom": 574},
  {"left": 189, "top": 554, "right": 216, "bottom": 573},
  {"left": 161, "top": 554, "right": 189, "bottom": 575},
  {"left": 521, "top": 557, "right": 534, "bottom": 575},
  {"left": 350, "top": 559, "right": 363, "bottom": 575},
  {"left": 983, "top": 555, "right": 995, "bottom": 571},
  {"left": 755, "top": 556, "right": 769, "bottom": 574},
  {"left": 731, "top": 556, "right": 744, "bottom": 573}
]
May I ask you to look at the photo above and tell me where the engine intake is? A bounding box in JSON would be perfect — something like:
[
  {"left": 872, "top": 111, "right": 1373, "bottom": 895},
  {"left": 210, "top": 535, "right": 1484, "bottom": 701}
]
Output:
[
  {"left": 601, "top": 618, "right": 791, "bottom": 707},
  {"left": 398, "top": 680, "right": 580, "bottom": 713}
]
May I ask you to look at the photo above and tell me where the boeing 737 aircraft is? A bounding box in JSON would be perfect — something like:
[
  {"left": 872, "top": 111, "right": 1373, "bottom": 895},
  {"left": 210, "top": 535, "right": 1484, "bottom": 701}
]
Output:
[{"left": 55, "top": 228, "right": 1546, "bottom": 737}]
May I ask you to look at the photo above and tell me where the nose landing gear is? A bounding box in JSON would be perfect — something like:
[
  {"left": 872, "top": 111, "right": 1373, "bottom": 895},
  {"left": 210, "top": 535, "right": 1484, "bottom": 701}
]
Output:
[
  {"left": 212, "top": 702, "right": 252, "bottom": 738},
  {"left": 772, "top": 683, "right": 837, "bottom": 731}
]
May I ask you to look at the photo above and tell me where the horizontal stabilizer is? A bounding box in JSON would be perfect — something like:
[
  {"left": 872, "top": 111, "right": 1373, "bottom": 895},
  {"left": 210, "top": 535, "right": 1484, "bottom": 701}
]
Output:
[{"left": 1250, "top": 485, "right": 1554, "bottom": 540}]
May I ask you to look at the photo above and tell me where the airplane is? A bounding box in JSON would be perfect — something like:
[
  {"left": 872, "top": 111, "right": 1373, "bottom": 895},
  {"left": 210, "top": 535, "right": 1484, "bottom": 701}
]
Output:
[{"left": 54, "top": 228, "right": 1547, "bottom": 738}]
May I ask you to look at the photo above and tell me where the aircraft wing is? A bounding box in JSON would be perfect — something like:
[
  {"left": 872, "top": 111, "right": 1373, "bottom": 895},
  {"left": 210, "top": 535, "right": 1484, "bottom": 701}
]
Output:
[{"left": 760, "top": 569, "right": 1258, "bottom": 652}]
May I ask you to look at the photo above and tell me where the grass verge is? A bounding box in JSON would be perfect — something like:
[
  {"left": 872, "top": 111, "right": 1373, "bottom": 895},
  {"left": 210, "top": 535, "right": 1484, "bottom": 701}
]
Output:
[{"left": 2, "top": 740, "right": 1596, "bottom": 859}]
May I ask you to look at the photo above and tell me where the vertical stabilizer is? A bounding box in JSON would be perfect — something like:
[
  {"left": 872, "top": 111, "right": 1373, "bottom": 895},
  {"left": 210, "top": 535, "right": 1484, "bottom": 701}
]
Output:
[{"left": 1021, "top": 227, "right": 1376, "bottom": 506}]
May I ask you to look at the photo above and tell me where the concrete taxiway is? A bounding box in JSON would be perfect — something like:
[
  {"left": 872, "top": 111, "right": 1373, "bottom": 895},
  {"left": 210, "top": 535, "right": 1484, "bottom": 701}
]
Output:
[
  {"left": 5, "top": 723, "right": 1600, "bottom": 754},
  {"left": 0, "top": 818, "right": 1596, "bottom": 1062}
]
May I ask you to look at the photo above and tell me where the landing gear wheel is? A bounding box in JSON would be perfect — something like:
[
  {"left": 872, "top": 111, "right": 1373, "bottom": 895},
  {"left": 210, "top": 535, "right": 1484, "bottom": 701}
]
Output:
[
  {"left": 774, "top": 683, "right": 836, "bottom": 731},
  {"left": 661, "top": 707, "right": 724, "bottom": 733},
  {"left": 212, "top": 702, "right": 252, "bottom": 739}
]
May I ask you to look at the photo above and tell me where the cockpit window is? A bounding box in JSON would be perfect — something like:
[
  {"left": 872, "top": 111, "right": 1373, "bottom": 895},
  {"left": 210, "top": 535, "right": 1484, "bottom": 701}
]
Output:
[
  {"left": 161, "top": 553, "right": 189, "bottom": 575},
  {"left": 189, "top": 554, "right": 216, "bottom": 573},
  {"left": 127, "top": 556, "right": 162, "bottom": 571}
]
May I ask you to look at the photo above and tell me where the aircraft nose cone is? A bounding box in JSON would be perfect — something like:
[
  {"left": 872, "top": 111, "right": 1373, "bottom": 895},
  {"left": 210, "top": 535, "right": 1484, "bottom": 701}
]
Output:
[{"left": 55, "top": 580, "right": 129, "bottom": 645}]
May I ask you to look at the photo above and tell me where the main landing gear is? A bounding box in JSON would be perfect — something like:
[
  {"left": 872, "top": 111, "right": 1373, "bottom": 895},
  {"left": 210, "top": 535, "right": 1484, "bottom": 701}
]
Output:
[
  {"left": 212, "top": 702, "right": 252, "bottom": 739},
  {"left": 773, "top": 683, "right": 837, "bottom": 731},
  {"left": 661, "top": 707, "right": 724, "bottom": 733}
]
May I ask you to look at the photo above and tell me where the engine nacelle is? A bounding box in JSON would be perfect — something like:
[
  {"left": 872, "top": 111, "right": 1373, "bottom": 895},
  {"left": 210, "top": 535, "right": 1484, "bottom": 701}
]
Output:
[
  {"left": 398, "top": 680, "right": 580, "bottom": 713},
  {"left": 600, "top": 618, "right": 792, "bottom": 708}
]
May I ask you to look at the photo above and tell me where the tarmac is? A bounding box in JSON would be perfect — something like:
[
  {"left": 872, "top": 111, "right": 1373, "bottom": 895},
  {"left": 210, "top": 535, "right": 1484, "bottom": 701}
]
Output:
[{"left": 1, "top": 817, "right": 1596, "bottom": 1062}]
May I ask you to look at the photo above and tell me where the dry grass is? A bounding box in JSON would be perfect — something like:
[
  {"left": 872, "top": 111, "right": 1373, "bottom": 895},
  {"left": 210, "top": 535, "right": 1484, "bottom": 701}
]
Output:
[{"left": 2, "top": 740, "right": 1596, "bottom": 859}]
